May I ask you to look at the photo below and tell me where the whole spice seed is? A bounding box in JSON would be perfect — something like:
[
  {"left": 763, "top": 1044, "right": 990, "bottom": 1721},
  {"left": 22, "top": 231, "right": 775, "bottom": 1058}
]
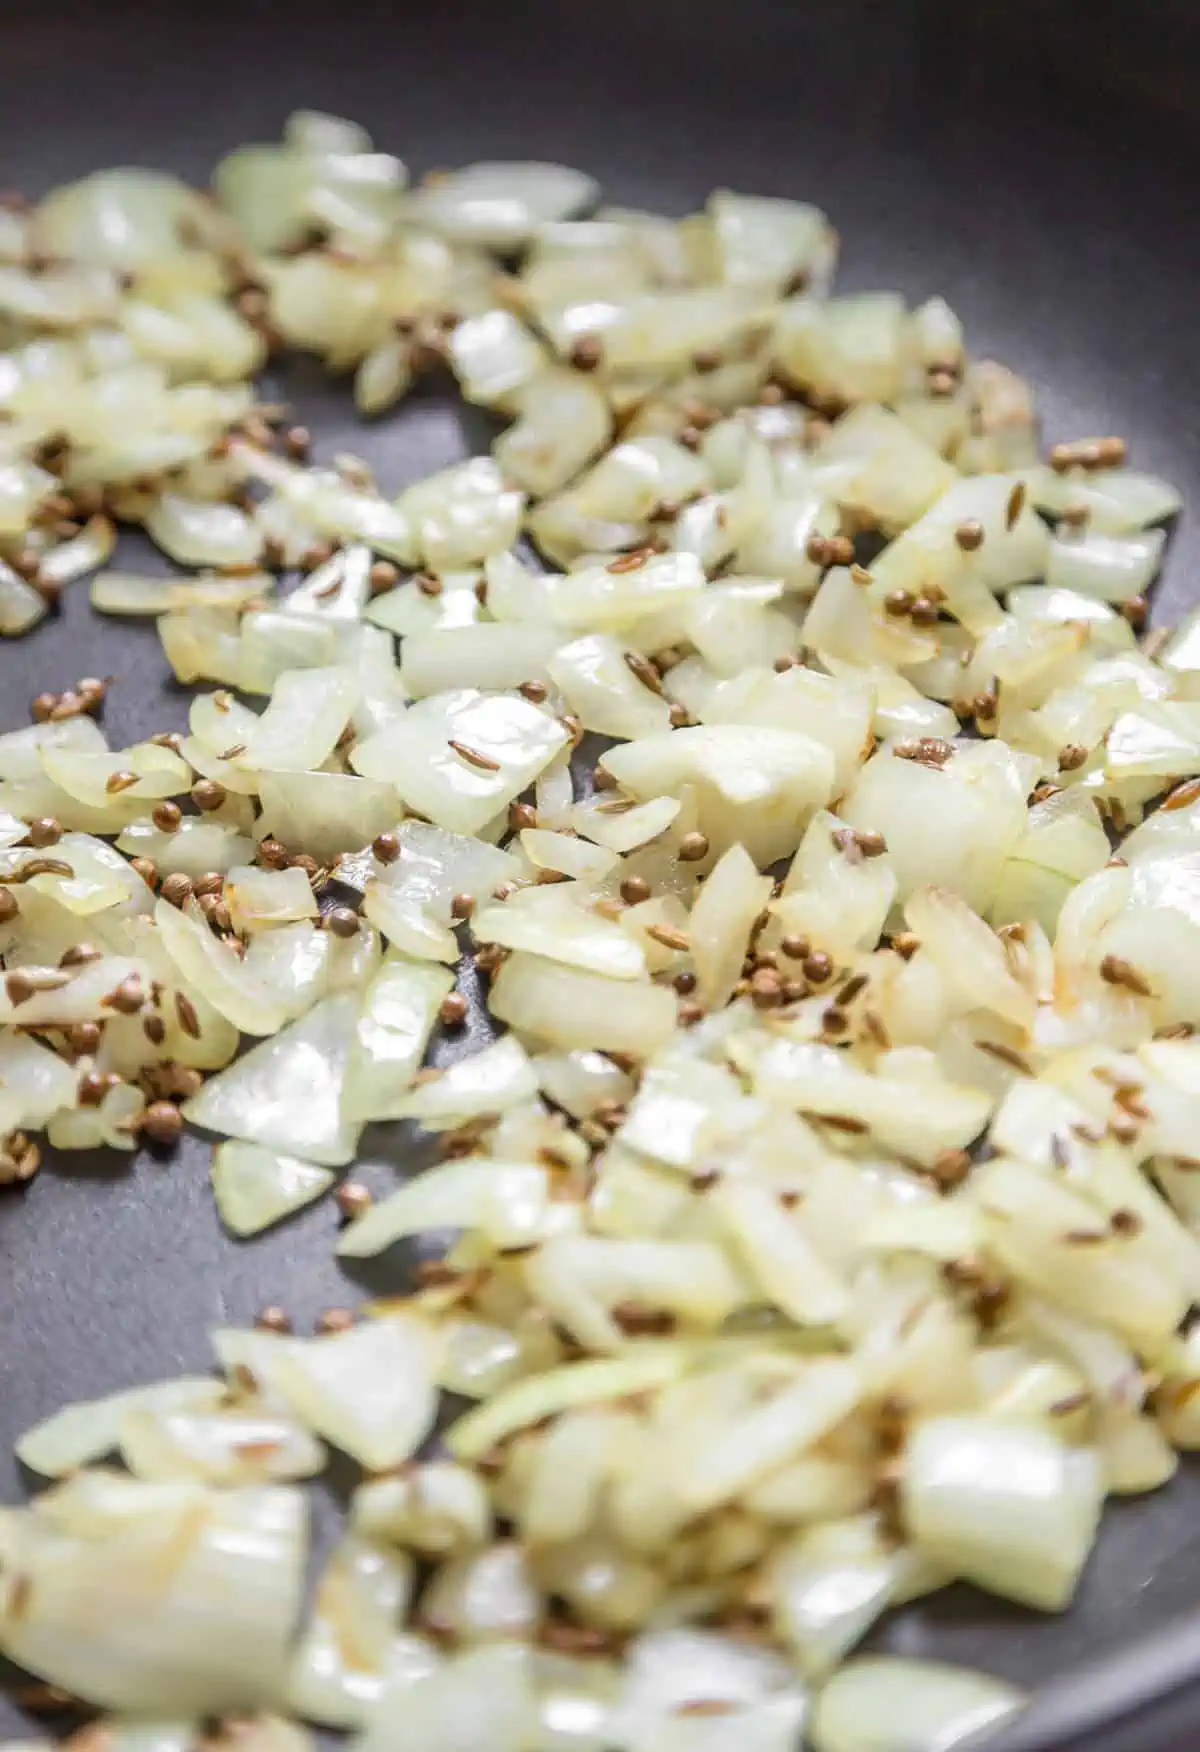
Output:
[
  {"left": 174, "top": 991, "right": 202, "bottom": 1039},
  {"left": 336, "top": 1181, "right": 373, "bottom": 1222},
  {"left": 191, "top": 779, "right": 226, "bottom": 812},
  {"left": 140, "top": 1101, "right": 183, "bottom": 1149},
  {"left": 677, "top": 831, "right": 710, "bottom": 862},
  {"left": 619, "top": 876, "right": 650, "bottom": 906},
  {"left": 326, "top": 905, "right": 360, "bottom": 939},
  {"left": 1100, "top": 954, "right": 1152, "bottom": 996},
  {"left": 372, "top": 831, "right": 400, "bottom": 864},
  {"left": 0, "top": 888, "right": 17, "bottom": 924},
  {"left": 623, "top": 650, "right": 664, "bottom": 694},
  {"left": 439, "top": 992, "right": 469, "bottom": 1026},
  {"left": 160, "top": 872, "right": 194, "bottom": 908},
  {"left": 152, "top": 800, "right": 182, "bottom": 833}
]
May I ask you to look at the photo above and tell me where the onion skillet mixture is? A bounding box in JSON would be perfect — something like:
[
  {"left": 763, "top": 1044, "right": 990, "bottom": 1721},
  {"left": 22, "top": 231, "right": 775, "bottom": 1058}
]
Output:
[{"left": 0, "top": 109, "right": 1197, "bottom": 1752}]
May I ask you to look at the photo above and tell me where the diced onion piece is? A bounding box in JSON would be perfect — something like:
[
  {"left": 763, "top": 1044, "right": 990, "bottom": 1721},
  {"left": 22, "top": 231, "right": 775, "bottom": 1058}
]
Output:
[
  {"left": 0, "top": 1474, "right": 306, "bottom": 1714},
  {"left": 810, "top": 1658, "right": 1023, "bottom": 1752},
  {"left": 901, "top": 1416, "right": 1103, "bottom": 1611},
  {"left": 490, "top": 951, "right": 678, "bottom": 1056},
  {"left": 211, "top": 1141, "right": 335, "bottom": 1237},
  {"left": 184, "top": 993, "right": 362, "bottom": 1165}
]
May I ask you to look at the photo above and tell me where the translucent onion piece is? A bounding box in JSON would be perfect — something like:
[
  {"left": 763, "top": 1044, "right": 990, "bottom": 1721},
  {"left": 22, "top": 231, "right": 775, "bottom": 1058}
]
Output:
[
  {"left": 809, "top": 1658, "right": 1023, "bottom": 1752},
  {"left": 901, "top": 1416, "right": 1103, "bottom": 1611},
  {"left": 287, "top": 1535, "right": 417, "bottom": 1728},
  {"left": 120, "top": 1401, "right": 326, "bottom": 1486},
  {"left": 409, "top": 162, "right": 600, "bottom": 248},
  {"left": 343, "top": 955, "right": 455, "bottom": 1122},
  {"left": 388, "top": 1033, "right": 539, "bottom": 1129},
  {"left": 490, "top": 951, "right": 678, "bottom": 1057},
  {"left": 338, "top": 1157, "right": 553, "bottom": 1258},
  {"left": 210, "top": 1141, "right": 336, "bottom": 1237},
  {"left": 0, "top": 1475, "right": 306, "bottom": 1714},
  {"left": 16, "top": 1378, "right": 224, "bottom": 1478},
  {"left": 216, "top": 1314, "right": 440, "bottom": 1473},
  {"left": 183, "top": 993, "right": 362, "bottom": 1166},
  {"left": 352, "top": 690, "right": 569, "bottom": 837}
]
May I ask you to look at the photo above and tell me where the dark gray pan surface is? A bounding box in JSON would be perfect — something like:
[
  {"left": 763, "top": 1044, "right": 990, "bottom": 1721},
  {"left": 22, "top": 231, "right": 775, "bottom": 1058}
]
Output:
[{"left": 2, "top": 3, "right": 1200, "bottom": 1747}]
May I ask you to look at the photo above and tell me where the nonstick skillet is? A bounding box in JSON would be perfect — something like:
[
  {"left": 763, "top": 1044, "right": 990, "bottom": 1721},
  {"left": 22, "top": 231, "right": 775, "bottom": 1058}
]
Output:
[{"left": 2, "top": 3, "right": 1200, "bottom": 1749}]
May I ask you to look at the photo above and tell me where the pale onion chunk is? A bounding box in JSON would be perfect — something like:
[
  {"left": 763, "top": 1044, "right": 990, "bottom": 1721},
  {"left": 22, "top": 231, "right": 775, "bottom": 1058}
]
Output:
[
  {"left": 1045, "top": 525, "right": 1165, "bottom": 601},
  {"left": 16, "top": 1378, "right": 224, "bottom": 1478},
  {"left": 210, "top": 1141, "right": 336, "bottom": 1237},
  {"left": 544, "top": 551, "right": 706, "bottom": 632},
  {"left": 183, "top": 992, "right": 362, "bottom": 1166},
  {"left": 494, "top": 367, "right": 612, "bottom": 497},
  {"left": 549, "top": 633, "right": 673, "bottom": 738},
  {"left": 342, "top": 955, "right": 455, "bottom": 1123},
  {"left": 338, "top": 1158, "right": 554, "bottom": 1258},
  {"left": 601, "top": 725, "right": 835, "bottom": 866},
  {"left": 218, "top": 1314, "right": 440, "bottom": 1473},
  {"left": 409, "top": 162, "right": 599, "bottom": 248},
  {"left": 573, "top": 794, "right": 682, "bottom": 854},
  {"left": 155, "top": 897, "right": 291, "bottom": 1035},
  {"left": 687, "top": 843, "right": 773, "bottom": 1008},
  {"left": 901, "top": 1416, "right": 1103, "bottom": 1611},
  {"left": 396, "top": 458, "right": 525, "bottom": 569},
  {"left": 144, "top": 493, "right": 263, "bottom": 568},
  {"left": 400, "top": 623, "right": 563, "bottom": 698},
  {"left": 0, "top": 1474, "right": 307, "bottom": 1714},
  {"left": 120, "top": 1400, "right": 326, "bottom": 1486},
  {"left": 358, "top": 819, "right": 520, "bottom": 961},
  {"left": 447, "top": 308, "right": 548, "bottom": 408},
  {"left": 287, "top": 1535, "right": 418, "bottom": 1728},
  {"left": 490, "top": 951, "right": 678, "bottom": 1056},
  {"left": 810, "top": 1657, "right": 1023, "bottom": 1752},
  {"left": 257, "top": 770, "right": 400, "bottom": 864},
  {"left": 473, "top": 891, "right": 645, "bottom": 979},
  {"left": 389, "top": 1033, "right": 539, "bottom": 1130},
  {"left": 351, "top": 689, "right": 569, "bottom": 836},
  {"left": 741, "top": 1040, "right": 992, "bottom": 1167},
  {"left": 232, "top": 665, "right": 360, "bottom": 774}
]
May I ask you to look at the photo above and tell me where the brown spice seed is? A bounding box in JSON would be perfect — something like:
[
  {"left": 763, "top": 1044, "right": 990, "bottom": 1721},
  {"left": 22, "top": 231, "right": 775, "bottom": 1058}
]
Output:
[
  {"left": 1005, "top": 479, "right": 1026, "bottom": 530},
  {"left": 27, "top": 816, "right": 62, "bottom": 848},
  {"left": 569, "top": 335, "right": 603, "bottom": 371},
  {"left": 677, "top": 831, "right": 709, "bottom": 863},
  {"left": 372, "top": 831, "right": 400, "bottom": 864},
  {"left": 140, "top": 1101, "right": 183, "bottom": 1149},
  {"left": 1164, "top": 777, "right": 1200, "bottom": 812},
  {"left": 1099, "top": 953, "right": 1152, "bottom": 997},
  {"left": 105, "top": 976, "right": 145, "bottom": 1015},
  {"left": 606, "top": 548, "right": 651, "bottom": 574},
  {"left": 439, "top": 992, "right": 469, "bottom": 1027},
  {"left": 315, "top": 1307, "right": 355, "bottom": 1335},
  {"left": 174, "top": 991, "right": 202, "bottom": 1039},
  {"left": 191, "top": 779, "right": 226, "bottom": 812},
  {"left": 327, "top": 905, "right": 360, "bottom": 939},
  {"left": 623, "top": 649, "right": 664, "bottom": 695},
  {"left": 105, "top": 769, "right": 139, "bottom": 795},
  {"left": 256, "top": 1305, "right": 293, "bottom": 1334},
  {"left": 160, "top": 872, "right": 194, "bottom": 908},
  {"left": 647, "top": 922, "right": 689, "bottom": 951},
  {"left": 0, "top": 888, "right": 17, "bottom": 925},
  {"left": 780, "top": 934, "right": 811, "bottom": 960},
  {"left": 803, "top": 950, "right": 833, "bottom": 983},
  {"left": 152, "top": 800, "right": 182, "bottom": 833},
  {"left": 509, "top": 801, "right": 538, "bottom": 832},
  {"left": 336, "top": 1181, "right": 374, "bottom": 1222},
  {"left": 955, "top": 519, "right": 985, "bottom": 552},
  {"left": 518, "top": 678, "right": 548, "bottom": 703}
]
